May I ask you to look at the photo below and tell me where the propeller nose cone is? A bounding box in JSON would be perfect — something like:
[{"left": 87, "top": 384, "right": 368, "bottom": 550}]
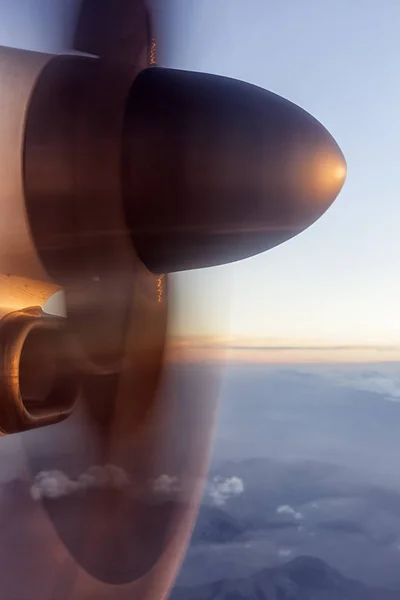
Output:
[{"left": 123, "top": 68, "right": 346, "bottom": 273}]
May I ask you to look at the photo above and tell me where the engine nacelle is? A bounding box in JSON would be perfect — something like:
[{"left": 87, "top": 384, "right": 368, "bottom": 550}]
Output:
[{"left": 0, "top": 43, "right": 345, "bottom": 435}]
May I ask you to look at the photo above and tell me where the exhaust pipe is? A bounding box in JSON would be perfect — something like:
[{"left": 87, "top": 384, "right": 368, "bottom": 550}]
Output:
[{"left": 0, "top": 307, "right": 79, "bottom": 434}]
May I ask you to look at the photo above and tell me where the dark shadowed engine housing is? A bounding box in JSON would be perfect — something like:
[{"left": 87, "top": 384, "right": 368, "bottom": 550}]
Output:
[{"left": 23, "top": 58, "right": 346, "bottom": 282}]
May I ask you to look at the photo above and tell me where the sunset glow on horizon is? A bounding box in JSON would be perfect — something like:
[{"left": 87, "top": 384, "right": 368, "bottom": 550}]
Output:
[{"left": 167, "top": 335, "right": 400, "bottom": 364}]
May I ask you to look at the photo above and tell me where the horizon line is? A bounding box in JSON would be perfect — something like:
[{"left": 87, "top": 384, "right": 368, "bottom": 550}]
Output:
[{"left": 169, "top": 337, "right": 400, "bottom": 353}]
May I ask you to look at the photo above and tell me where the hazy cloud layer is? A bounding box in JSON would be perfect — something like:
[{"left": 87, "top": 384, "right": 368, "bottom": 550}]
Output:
[
  {"left": 290, "top": 365, "right": 400, "bottom": 402},
  {"left": 152, "top": 474, "right": 181, "bottom": 495},
  {"left": 337, "top": 373, "right": 400, "bottom": 401},
  {"left": 278, "top": 548, "right": 293, "bottom": 558},
  {"left": 30, "top": 464, "right": 130, "bottom": 500},
  {"left": 276, "top": 504, "right": 303, "bottom": 521},
  {"left": 208, "top": 476, "right": 245, "bottom": 506},
  {"left": 30, "top": 468, "right": 243, "bottom": 505}
]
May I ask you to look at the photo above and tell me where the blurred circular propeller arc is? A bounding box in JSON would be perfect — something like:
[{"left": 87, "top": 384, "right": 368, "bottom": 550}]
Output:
[
  {"left": 20, "top": 1, "right": 222, "bottom": 597},
  {"left": 0, "top": 0, "right": 347, "bottom": 597}
]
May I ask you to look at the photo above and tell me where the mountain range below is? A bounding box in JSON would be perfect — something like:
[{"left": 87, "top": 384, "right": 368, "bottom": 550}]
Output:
[
  {"left": 0, "top": 363, "right": 398, "bottom": 598},
  {"left": 173, "top": 364, "right": 400, "bottom": 594},
  {"left": 177, "top": 454, "right": 400, "bottom": 590},
  {"left": 171, "top": 556, "right": 400, "bottom": 600}
]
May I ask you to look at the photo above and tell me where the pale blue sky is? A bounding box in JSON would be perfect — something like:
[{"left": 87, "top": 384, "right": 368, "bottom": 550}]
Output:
[
  {"left": 2, "top": 0, "right": 400, "bottom": 349},
  {"left": 155, "top": 0, "right": 400, "bottom": 348}
]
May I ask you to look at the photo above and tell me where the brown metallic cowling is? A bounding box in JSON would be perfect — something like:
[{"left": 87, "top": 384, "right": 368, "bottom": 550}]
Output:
[{"left": 0, "top": 307, "right": 78, "bottom": 434}]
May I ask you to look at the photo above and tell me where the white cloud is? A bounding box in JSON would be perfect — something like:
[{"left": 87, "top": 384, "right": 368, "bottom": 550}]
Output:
[
  {"left": 31, "top": 470, "right": 77, "bottom": 500},
  {"left": 152, "top": 474, "right": 181, "bottom": 495},
  {"left": 276, "top": 504, "right": 303, "bottom": 521},
  {"left": 301, "top": 366, "right": 400, "bottom": 402},
  {"left": 278, "top": 548, "right": 293, "bottom": 558},
  {"left": 338, "top": 374, "right": 400, "bottom": 401},
  {"left": 105, "top": 464, "right": 130, "bottom": 489},
  {"left": 30, "top": 464, "right": 130, "bottom": 500},
  {"left": 208, "top": 476, "right": 245, "bottom": 506}
]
